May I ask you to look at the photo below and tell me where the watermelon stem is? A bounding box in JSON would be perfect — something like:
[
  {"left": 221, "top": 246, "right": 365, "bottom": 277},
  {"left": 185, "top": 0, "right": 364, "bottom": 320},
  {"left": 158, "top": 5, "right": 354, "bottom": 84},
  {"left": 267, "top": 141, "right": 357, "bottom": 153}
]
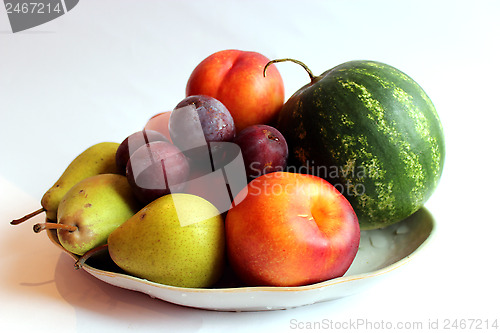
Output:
[{"left": 264, "top": 58, "right": 316, "bottom": 82}]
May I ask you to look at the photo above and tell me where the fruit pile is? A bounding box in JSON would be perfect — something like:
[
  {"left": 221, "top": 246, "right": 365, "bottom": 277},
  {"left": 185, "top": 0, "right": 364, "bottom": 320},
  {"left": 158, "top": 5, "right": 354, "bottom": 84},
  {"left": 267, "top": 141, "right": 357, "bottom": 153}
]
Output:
[{"left": 11, "top": 49, "right": 445, "bottom": 289}]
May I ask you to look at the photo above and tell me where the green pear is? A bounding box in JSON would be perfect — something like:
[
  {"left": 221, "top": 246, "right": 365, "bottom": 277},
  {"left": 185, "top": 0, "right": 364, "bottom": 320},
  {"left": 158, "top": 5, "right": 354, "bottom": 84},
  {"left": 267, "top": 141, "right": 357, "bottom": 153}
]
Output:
[
  {"left": 54, "top": 173, "right": 140, "bottom": 256},
  {"left": 11, "top": 142, "right": 120, "bottom": 226},
  {"left": 41, "top": 142, "right": 120, "bottom": 221},
  {"left": 108, "top": 193, "right": 225, "bottom": 288}
]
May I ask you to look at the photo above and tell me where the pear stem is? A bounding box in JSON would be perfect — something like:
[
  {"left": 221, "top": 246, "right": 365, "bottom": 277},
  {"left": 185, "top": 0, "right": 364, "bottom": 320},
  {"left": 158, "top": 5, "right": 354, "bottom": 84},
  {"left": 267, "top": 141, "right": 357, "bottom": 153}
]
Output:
[
  {"left": 11, "top": 208, "right": 46, "bottom": 225},
  {"left": 33, "top": 222, "right": 77, "bottom": 233},
  {"left": 263, "top": 58, "right": 316, "bottom": 82},
  {"left": 75, "top": 244, "right": 109, "bottom": 270}
]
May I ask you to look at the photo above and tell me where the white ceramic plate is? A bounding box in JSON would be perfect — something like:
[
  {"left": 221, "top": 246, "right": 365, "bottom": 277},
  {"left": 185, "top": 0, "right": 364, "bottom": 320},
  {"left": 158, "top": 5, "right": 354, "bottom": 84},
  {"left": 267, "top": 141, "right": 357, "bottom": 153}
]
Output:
[{"left": 47, "top": 207, "right": 434, "bottom": 312}]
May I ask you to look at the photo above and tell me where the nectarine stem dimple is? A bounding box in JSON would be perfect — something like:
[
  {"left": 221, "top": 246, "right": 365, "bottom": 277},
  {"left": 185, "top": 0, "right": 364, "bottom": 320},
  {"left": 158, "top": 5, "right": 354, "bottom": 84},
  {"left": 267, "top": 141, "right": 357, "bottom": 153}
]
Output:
[
  {"left": 33, "top": 222, "right": 77, "bottom": 233},
  {"left": 297, "top": 214, "right": 315, "bottom": 222},
  {"left": 263, "top": 58, "right": 316, "bottom": 82},
  {"left": 11, "top": 208, "right": 45, "bottom": 225}
]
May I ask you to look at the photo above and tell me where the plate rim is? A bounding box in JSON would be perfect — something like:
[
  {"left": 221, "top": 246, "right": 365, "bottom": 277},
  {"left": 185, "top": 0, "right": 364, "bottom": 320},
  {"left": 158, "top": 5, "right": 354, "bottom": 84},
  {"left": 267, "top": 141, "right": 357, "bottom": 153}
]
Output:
[{"left": 48, "top": 209, "right": 435, "bottom": 295}]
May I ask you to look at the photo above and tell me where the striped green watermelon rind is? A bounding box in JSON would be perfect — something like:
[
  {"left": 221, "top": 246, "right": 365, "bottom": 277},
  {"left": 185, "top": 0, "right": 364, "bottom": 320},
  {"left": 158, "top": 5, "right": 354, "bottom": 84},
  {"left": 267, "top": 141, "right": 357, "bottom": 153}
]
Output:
[{"left": 277, "top": 60, "right": 445, "bottom": 230}]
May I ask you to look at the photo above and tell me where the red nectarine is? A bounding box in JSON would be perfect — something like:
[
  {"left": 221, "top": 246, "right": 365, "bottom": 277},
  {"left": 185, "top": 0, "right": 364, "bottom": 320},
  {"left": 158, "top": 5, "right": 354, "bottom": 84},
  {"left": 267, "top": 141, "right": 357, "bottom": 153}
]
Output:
[
  {"left": 186, "top": 49, "right": 284, "bottom": 132},
  {"left": 225, "top": 172, "right": 360, "bottom": 287}
]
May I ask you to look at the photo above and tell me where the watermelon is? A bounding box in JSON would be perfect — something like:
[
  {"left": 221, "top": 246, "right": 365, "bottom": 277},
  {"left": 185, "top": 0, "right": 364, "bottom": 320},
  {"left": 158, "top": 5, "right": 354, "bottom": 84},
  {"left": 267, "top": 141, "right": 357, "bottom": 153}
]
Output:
[{"left": 274, "top": 59, "right": 445, "bottom": 230}]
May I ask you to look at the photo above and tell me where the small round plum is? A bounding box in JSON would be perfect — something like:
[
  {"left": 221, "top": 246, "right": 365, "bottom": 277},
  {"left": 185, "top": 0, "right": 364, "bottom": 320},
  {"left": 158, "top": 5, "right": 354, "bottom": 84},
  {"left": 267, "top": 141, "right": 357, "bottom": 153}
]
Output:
[
  {"left": 233, "top": 125, "right": 288, "bottom": 179},
  {"left": 116, "top": 130, "right": 169, "bottom": 175},
  {"left": 169, "top": 95, "right": 235, "bottom": 158},
  {"left": 126, "top": 141, "right": 190, "bottom": 204}
]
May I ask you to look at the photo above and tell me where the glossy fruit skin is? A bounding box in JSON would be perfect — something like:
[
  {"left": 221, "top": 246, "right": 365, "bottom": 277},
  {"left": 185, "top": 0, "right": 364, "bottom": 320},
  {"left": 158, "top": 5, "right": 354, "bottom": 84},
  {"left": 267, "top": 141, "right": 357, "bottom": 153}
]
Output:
[
  {"left": 225, "top": 172, "right": 360, "bottom": 287},
  {"left": 108, "top": 193, "right": 225, "bottom": 288},
  {"left": 277, "top": 60, "right": 445, "bottom": 230},
  {"left": 116, "top": 130, "right": 169, "bottom": 175},
  {"left": 186, "top": 49, "right": 284, "bottom": 132},
  {"left": 233, "top": 124, "right": 288, "bottom": 179},
  {"left": 57, "top": 174, "right": 139, "bottom": 256},
  {"left": 126, "top": 141, "right": 190, "bottom": 204},
  {"left": 170, "top": 95, "right": 235, "bottom": 153}
]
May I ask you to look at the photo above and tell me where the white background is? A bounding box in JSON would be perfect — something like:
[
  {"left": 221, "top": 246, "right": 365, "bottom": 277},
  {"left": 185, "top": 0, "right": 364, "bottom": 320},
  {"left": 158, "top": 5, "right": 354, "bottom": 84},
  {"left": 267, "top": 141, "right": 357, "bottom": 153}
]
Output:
[{"left": 1, "top": 1, "right": 499, "bottom": 332}]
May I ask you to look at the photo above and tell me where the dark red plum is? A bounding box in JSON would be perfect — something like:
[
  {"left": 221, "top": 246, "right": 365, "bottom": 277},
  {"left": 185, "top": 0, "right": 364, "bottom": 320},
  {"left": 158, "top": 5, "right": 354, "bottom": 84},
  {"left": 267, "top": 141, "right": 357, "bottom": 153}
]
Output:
[
  {"left": 116, "top": 130, "right": 169, "bottom": 175},
  {"left": 126, "top": 141, "right": 190, "bottom": 204},
  {"left": 233, "top": 125, "right": 288, "bottom": 179},
  {"left": 169, "top": 95, "right": 235, "bottom": 159}
]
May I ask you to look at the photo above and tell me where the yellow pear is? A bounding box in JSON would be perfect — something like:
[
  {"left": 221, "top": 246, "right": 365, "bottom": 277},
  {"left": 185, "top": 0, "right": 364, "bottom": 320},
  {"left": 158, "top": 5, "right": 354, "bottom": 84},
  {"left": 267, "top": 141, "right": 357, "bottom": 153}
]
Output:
[
  {"left": 36, "top": 174, "right": 140, "bottom": 256},
  {"left": 11, "top": 142, "right": 120, "bottom": 225},
  {"left": 41, "top": 142, "right": 120, "bottom": 221},
  {"left": 108, "top": 193, "right": 225, "bottom": 288}
]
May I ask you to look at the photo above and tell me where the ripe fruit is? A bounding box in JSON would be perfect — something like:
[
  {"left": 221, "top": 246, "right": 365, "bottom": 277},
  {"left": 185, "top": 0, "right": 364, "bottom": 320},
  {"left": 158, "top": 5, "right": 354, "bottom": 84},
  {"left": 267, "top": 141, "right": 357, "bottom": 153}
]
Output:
[
  {"left": 33, "top": 174, "right": 140, "bottom": 256},
  {"left": 225, "top": 172, "right": 360, "bottom": 287},
  {"left": 182, "top": 141, "right": 248, "bottom": 215},
  {"left": 11, "top": 142, "right": 120, "bottom": 225},
  {"left": 234, "top": 124, "right": 288, "bottom": 179},
  {"left": 144, "top": 111, "right": 172, "bottom": 142},
  {"left": 41, "top": 142, "right": 120, "bottom": 222},
  {"left": 274, "top": 59, "right": 445, "bottom": 229},
  {"left": 115, "top": 130, "right": 169, "bottom": 175},
  {"left": 186, "top": 49, "right": 284, "bottom": 132},
  {"left": 126, "top": 141, "right": 190, "bottom": 204},
  {"left": 108, "top": 193, "right": 225, "bottom": 288},
  {"left": 170, "top": 94, "right": 235, "bottom": 149}
]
